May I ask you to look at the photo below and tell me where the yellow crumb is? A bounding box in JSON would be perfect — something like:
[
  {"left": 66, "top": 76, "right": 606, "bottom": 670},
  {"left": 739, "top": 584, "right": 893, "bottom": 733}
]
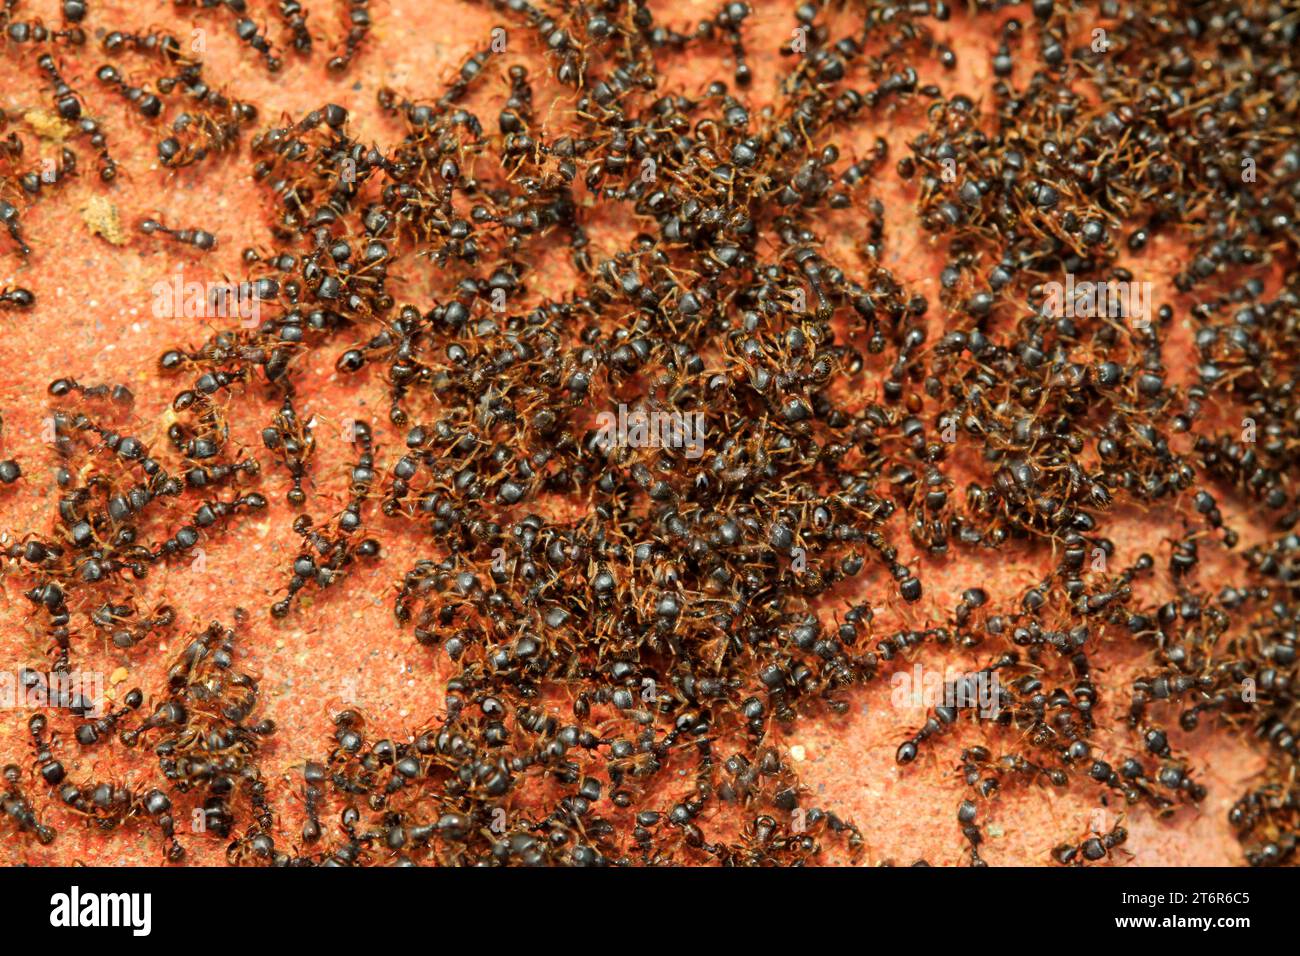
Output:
[
  {"left": 23, "top": 109, "right": 74, "bottom": 142},
  {"left": 82, "top": 195, "right": 127, "bottom": 246}
]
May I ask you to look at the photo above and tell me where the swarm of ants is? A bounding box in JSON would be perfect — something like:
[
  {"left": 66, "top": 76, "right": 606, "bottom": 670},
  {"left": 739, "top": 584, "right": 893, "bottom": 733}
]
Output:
[{"left": 0, "top": 0, "right": 1298, "bottom": 867}]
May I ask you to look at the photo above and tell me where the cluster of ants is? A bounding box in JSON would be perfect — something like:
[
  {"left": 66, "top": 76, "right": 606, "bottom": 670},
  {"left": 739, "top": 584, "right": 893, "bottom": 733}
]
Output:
[{"left": 1, "top": 0, "right": 1299, "bottom": 866}]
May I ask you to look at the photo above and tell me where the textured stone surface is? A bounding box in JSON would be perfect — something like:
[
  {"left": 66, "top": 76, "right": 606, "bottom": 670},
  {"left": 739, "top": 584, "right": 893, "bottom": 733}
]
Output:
[{"left": 0, "top": 0, "right": 1256, "bottom": 865}]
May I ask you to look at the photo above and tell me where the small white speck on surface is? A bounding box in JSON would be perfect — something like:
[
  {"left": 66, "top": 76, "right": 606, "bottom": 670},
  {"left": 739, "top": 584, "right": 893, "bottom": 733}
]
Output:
[{"left": 790, "top": 744, "right": 807, "bottom": 762}]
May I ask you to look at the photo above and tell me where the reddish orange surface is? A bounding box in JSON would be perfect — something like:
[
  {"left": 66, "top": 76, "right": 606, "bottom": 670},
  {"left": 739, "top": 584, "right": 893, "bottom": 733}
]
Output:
[{"left": 0, "top": 0, "right": 1264, "bottom": 865}]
